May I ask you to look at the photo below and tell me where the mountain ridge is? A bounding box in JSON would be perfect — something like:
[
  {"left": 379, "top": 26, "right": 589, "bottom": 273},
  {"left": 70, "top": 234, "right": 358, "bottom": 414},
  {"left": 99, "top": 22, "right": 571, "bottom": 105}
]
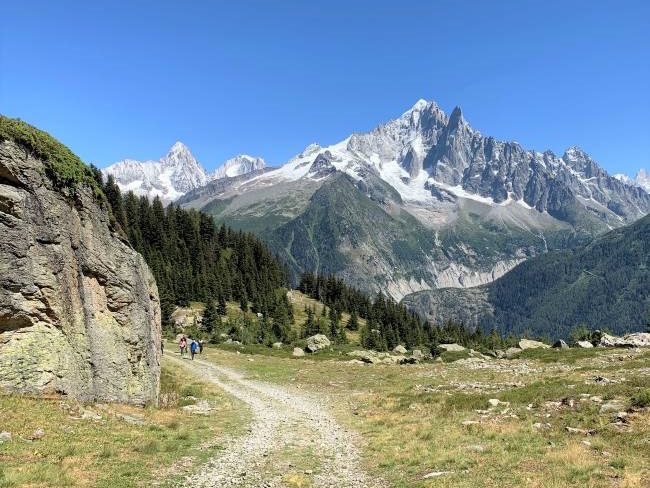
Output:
[
  {"left": 102, "top": 142, "right": 266, "bottom": 202},
  {"left": 402, "top": 213, "right": 650, "bottom": 339}
]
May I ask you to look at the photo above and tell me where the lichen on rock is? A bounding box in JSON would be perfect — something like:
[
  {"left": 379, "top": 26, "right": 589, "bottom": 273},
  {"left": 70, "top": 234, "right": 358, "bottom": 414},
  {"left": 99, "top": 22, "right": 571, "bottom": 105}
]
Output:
[{"left": 0, "top": 134, "right": 161, "bottom": 405}]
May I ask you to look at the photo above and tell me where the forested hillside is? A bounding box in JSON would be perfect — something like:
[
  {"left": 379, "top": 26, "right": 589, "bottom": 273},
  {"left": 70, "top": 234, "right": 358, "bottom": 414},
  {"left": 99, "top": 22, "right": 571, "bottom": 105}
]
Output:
[
  {"left": 99, "top": 174, "right": 292, "bottom": 328},
  {"left": 403, "top": 213, "right": 650, "bottom": 338}
]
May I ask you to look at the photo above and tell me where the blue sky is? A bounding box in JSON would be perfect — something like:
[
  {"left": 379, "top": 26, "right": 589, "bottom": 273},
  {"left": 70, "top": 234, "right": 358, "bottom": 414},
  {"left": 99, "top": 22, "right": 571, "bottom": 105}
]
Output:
[{"left": 1, "top": 0, "right": 648, "bottom": 175}]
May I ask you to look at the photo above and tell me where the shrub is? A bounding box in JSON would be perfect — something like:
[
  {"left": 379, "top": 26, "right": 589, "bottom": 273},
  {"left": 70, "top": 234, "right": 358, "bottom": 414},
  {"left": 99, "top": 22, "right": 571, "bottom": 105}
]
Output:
[{"left": 631, "top": 389, "right": 650, "bottom": 408}]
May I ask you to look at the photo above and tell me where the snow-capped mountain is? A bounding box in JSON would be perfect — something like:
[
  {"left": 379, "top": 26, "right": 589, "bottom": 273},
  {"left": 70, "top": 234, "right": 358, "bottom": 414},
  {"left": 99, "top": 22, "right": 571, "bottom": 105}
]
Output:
[
  {"left": 103, "top": 143, "right": 265, "bottom": 203},
  {"left": 178, "top": 99, "right": 650, "bottom": 300},
  {"left": 614, "top": 169, "right": 650, "bottom": 193},
  {"left": 211, "top": 155, "right": 266, "bottom": 179}
]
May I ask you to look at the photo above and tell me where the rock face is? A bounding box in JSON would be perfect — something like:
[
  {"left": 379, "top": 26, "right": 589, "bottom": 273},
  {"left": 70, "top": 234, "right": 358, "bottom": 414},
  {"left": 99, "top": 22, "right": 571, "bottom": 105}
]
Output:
[{"left": 0, "top": 139, "right": 161, "bottom": 405}]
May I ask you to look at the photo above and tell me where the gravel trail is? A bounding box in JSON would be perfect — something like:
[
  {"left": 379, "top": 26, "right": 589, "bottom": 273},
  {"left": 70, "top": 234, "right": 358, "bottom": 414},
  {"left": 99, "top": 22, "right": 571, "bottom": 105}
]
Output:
[{"left": 166, "top": 355, "right": 385, "bottom": 488}]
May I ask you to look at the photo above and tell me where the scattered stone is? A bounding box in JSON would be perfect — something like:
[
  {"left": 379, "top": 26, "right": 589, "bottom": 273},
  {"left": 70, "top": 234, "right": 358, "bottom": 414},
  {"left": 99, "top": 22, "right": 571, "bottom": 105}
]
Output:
[
  {"left": 505, "top": 347, "right": 522, "bottom": 358},
  {"left": 304, "top": 469, "right": 313, "bottom": 475},
  {"left": 613, "top": 411, "right": 628, "bottom": 423},
  {"left": 412, "top": 349, "right": 424, "bottom": 359},
  {"left": 462, "top": 420, "right": 480, "bottom": 426},
  {"left": 423, "top": 471, "right": 454, "bottom": 478},
  {"left": 0, "top": 432, "right": 11, "bottom": 443},
  {"left": 29, "top": 428, "right": 45, "bottom": 440},
  {"left": 346, "top": 359, "right": 365, "bottom": 365},
  {"left": 599, "top": 332, "right": 650, "bottom": 348},
  {"left": 393, "top": 344, "right": 407, "bottom": 354},
  {"left": 599, "top": 399, "right": 627, "bottom": 414},
  {"left": 553, "top": 340, "right": 569, "bottom": 349},
  {"left": 565, "top": 426, "right": 596, "bottom": 435},
  {"left": 116, "top": 413, "right": 147, "bottom": 425},
  {"left": 576, "top": 340, "right": 594, "bottom": 349},
  {"left": 182, "top": 400, "right": 213, "bottom": 415},
  {"left": 305, "top": 334, "right": 331, "bottom": 353},
  {"left": 292, "top": 347, "right": 305, "bottom": 357},
  {"left": 439, "top": 343, "right": 466, "bottom": 352},
  {"left": 487, "top": 398, "right": 503, "bottom": 407},
  {"left": 533, "top": 422, "right": 551, "bottom": 430},
  {"left": 272, "top": 342, "right": 283, "bottom": 349},
  {"left": 518, "top": 339, "right": 550, "bottom": 350},
  {"left": 80, "top": 408, "right": 103, "bottom": 421}
]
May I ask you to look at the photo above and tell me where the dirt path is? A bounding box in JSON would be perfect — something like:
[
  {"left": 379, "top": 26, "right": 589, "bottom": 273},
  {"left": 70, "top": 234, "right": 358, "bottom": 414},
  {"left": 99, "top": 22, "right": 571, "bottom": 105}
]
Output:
[{"left": 166, "top": 355, "right": 385, "bottom": 488}]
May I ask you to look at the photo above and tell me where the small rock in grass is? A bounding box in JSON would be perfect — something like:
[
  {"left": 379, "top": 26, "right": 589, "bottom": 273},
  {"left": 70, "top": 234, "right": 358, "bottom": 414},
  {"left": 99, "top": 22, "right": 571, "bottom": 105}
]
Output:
[
  {"left": 30, "top": 428, "right": 45, "bottom": 440},
  {"left": 292, "top": 347, "right": 305, "bottom": 357},
  {"left": 576, "top": 340, "right": 594, "bottom": 349},
  {"left": 423, "top": 471, "right": 454, "bottom": 478},
  {"left": 600, "top": 400, "right": 626, "bottom": 414},
  {"left": 533, "top": 422, "right": 551, "bottom": 430},
  {"left": 0, "top": 432, "right": 11, "bottom": 443},
  {"left": 566, "top": 426, "right": 596, "bottom": 435},
  {"left": 462, "top": 420, "right": 480, "bottom": 426}
]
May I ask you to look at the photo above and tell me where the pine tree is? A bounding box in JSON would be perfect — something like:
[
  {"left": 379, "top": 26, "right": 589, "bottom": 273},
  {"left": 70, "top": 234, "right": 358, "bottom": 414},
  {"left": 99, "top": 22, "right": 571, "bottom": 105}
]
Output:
[
  {"left": 217, "top": 295, "right": 227, "bottom": 316},
  {"left": 202, "top": 300, "right": 219, "bottom": 334},
  {"left": 347, "top": 310, "right": 359, "bottom": 331}
]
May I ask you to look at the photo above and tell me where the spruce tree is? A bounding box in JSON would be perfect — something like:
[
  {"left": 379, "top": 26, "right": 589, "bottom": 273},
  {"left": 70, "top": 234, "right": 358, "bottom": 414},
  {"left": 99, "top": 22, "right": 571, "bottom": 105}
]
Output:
[{"left": 202, "top": 300, "right": 219, "bottom": 335}]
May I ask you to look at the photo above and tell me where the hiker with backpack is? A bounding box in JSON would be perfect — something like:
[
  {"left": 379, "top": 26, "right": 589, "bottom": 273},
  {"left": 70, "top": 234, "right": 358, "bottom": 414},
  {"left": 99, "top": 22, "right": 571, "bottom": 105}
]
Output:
[
  {"left": 190, "top": 339, "right": 199, "bottom": 360},
  {"left": 179, "top": 336, "right": 187, "bottom": 357}
]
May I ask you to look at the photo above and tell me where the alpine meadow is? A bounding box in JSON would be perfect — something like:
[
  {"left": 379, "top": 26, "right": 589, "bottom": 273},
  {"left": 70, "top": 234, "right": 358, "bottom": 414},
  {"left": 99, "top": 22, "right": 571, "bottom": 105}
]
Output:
[{"left": 1, "top": 2, "right": 649, "bottom": 487}]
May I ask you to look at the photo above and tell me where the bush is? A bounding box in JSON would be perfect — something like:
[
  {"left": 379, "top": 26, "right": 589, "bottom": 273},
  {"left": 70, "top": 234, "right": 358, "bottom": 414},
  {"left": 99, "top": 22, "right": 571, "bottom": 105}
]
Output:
[{"left": 631, "top": 389, "right": 650, "bottom": 408}]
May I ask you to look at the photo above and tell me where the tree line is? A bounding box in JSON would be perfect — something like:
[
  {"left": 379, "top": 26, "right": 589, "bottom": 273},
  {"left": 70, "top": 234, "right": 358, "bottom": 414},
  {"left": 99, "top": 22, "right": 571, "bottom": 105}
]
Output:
[{"left": 97, "top": 172, "right": 292, "bottom": 332}]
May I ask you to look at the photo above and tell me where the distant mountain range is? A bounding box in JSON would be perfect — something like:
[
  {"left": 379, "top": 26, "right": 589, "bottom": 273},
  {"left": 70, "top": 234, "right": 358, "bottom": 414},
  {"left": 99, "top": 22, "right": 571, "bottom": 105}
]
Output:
[
  {"left": 102, "top": 142, "right": 265, "bottom": 202},
  {"left": 103, "top": 99, "right": 650, "bottom": 303},
  {"left": 403, "top": 213, "right": 650, "bottom": 338},
  {"left": 174, "top": 99, "right": 650, "bottom": 300}
]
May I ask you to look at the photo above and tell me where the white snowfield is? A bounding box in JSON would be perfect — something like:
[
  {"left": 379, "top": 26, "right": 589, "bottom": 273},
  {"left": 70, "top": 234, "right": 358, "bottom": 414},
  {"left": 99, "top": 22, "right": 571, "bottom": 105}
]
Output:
[{"left": 102, "top": 142, "right": 265, "bottom": 203}]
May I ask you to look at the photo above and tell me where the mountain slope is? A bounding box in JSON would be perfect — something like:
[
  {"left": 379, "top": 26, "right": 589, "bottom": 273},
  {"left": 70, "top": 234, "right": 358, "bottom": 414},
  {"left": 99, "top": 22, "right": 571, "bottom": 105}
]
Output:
[
  {"left": 403, "top": 213, "right": 650, "bottom": 338},
  {"left": 179, "top": 99, "right": 650, "bottom": 299},
  {"left": 103, "top": 143, "right": 265, "bottom": 202}
]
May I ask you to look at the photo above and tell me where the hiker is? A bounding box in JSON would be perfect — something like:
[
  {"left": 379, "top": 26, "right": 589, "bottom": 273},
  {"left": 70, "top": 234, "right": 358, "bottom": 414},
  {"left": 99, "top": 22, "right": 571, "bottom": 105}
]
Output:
[
  {"left": 179, "top": 336, "right": 187, "bottom": 357},
  {"left": 190, "top": 339, "right": 199, "bottom": 360},
  {"left": 198, "top": 339, "right": 204, "bottom": 354}
]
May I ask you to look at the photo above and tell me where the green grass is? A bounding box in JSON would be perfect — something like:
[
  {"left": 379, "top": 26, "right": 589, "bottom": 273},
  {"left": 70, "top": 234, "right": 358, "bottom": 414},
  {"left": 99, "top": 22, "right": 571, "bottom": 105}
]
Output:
[
  {"left": 0, "top": 359, "right": 247, "bottom": 487},
  {"left": 197, "top": 345, "right": 650, "bottom": 488}
]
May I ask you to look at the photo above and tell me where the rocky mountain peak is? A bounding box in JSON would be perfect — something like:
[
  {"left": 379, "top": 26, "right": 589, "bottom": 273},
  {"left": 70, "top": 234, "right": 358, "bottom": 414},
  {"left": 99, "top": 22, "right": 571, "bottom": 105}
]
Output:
[
  {"left": 562, "top": 146, "right": 606, "bottom": 178},
  {"left": 211, "top": 154, "right": 266, "bottom": 179}
]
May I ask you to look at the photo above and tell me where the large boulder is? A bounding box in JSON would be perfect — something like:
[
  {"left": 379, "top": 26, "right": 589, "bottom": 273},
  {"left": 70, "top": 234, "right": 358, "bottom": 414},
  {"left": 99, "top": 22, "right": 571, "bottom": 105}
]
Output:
[
  {"left": 600, "top": 332, "right": 650, "bottom": 348},
  {"left": 553, "top": 340, "right": 569, "bottom": 349},
  {"left": 393, "top": 344, "right": 407, "bottom": 354},
  {"left": 0, "top": 136, "right": 161, "bottom": 405},
  {"left": 439, "top": 343, "right": 466, "bottom": 352},
  {"left": 576, "top": 341, "right": 594, "bottom": 349},
  {"left": 518, "top": 339, "right": 550, "bottom": 350},
  {"left": 305, "top": 334, "right": 331, "bottom": 353}
]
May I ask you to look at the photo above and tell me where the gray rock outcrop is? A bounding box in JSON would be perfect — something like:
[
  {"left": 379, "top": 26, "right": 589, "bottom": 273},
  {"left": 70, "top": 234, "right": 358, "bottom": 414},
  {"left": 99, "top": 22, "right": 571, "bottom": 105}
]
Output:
[
  {"left": 599, "top": 332, "right": 650, "bottom": 348},
  {"left": 305, "top": 334, "right": 330, "bottom": 353},
  {"left": 518, "top": 339, "right": 550, "bottom": 350},
  {"left": 0, "top": 138, "right": 161, "bottom": 405}
]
